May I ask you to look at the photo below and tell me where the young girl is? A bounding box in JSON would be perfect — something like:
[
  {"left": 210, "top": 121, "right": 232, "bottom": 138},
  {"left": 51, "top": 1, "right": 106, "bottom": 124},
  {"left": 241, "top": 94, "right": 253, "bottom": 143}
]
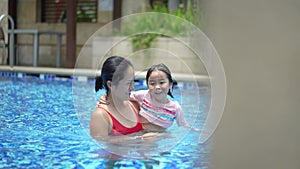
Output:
[{"left": 130, "top": 63, "right": 199, "bottom": 132}]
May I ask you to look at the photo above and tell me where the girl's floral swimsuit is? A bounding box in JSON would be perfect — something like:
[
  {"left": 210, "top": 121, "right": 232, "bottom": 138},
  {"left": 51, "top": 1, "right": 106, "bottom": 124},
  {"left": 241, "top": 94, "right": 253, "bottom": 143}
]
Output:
[{"left": 130, "top": 90, "right": 190, "bottom": 128}]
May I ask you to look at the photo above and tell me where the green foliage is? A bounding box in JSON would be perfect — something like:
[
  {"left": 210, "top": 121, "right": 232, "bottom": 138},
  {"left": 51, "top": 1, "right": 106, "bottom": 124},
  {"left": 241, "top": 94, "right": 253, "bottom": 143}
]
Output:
[
  {"left": 122, "top": 4, "right": 197, "bottom": 51},
  {"left": 131, "top": 33, "right": 158, "bottom": 51}
]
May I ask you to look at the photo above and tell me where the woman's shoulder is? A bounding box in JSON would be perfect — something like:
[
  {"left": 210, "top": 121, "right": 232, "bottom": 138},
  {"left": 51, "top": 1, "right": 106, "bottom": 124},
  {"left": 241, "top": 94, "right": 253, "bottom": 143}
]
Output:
[{"left": 93, "top": 105, "right": 111, "bottom": 121}]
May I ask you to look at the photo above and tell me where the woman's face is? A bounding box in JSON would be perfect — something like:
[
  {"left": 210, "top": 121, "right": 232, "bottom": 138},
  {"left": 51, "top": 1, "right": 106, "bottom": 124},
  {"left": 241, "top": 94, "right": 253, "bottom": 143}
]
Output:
[{"left": 111, "top": 66, "right": 135, "bottom": 101}]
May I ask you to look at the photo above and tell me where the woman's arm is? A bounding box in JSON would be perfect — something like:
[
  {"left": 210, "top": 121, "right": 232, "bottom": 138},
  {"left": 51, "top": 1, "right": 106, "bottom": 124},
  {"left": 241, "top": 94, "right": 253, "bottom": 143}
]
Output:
[{"left": 90, "top": 108, "right": 111, "bottom": 141}]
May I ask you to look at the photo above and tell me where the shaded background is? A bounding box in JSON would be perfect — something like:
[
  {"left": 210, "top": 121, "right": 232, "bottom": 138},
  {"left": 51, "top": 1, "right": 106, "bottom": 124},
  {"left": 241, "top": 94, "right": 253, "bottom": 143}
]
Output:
[{"left": 198, "top": 0, "right": 300, "bottom": 168}]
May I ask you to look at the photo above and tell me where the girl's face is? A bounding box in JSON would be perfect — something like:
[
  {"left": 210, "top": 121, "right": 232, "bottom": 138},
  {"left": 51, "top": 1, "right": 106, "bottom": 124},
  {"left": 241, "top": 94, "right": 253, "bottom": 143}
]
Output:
[
  {"left": 111, "top": 66, "right": 135, "bottom": 101},
  {"left": 147, "top": 70, "right": 172, "bottom": 103}
]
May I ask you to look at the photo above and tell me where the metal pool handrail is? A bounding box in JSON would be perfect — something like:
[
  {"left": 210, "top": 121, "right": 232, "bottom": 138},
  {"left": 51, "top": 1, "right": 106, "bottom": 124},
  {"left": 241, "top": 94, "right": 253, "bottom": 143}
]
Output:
[
  {"left": 0, "top": 13, "right": 15, "bottom": 68},
  {"left": 6, "top": 29, "right": 65, "bottom": 67},
  {"left": 0, "top": 14, "right": 65, "bottom": 68}
]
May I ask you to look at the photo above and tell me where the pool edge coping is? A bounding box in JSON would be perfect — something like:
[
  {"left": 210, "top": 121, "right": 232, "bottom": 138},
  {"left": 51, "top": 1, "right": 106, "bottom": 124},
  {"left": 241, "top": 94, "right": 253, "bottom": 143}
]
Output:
[{"left": 0, "top": 65, "right": 210, "bottom": 85}]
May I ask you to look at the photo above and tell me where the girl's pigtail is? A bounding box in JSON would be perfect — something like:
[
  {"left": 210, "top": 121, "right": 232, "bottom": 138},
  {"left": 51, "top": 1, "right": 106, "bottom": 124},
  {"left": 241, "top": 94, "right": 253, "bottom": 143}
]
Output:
[
  {"left": 168, "top": 90, "right": 174, "bottom": 98},
  {"left": 168, "top": 80, "right": 177, "bottom": 98}
]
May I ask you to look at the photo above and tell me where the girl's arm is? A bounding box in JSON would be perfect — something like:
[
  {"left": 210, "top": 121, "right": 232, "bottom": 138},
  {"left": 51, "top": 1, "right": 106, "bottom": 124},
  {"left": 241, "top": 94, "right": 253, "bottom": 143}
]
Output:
[
  {"left": 176, "top": 104, "right": 200, "bottom": 131},
  {"left": 130, "top": 90, "right": 148, "bottom": 103}
]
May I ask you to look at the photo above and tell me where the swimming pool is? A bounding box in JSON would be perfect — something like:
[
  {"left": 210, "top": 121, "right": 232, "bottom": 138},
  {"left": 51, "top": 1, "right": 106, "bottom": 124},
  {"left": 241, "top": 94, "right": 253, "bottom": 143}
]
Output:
[{"left": 0, "top": 72, "right": 212, "bottom": 168}]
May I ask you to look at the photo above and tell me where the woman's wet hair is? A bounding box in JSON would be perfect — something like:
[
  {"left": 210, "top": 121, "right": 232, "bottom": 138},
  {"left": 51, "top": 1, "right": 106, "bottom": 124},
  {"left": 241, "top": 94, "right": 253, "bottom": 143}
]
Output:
[
  {"left": 146, "top": 63, "right": 175, "bottom": 98},
  {"left": 95, "top": 56, "right": 133, "bottom": 93}
]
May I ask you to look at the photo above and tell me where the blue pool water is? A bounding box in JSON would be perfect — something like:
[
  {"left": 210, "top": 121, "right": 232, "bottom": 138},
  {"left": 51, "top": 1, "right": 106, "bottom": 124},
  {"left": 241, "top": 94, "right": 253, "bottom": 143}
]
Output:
[{"left": 0, "top": 73, "right": 211, "bottom": 168}]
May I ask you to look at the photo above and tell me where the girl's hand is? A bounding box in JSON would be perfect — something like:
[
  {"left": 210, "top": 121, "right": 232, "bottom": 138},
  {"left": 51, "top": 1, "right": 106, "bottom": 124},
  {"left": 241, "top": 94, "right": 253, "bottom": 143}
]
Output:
[{"left": 191, "top": 127, "right": 200, "bottom": 131}]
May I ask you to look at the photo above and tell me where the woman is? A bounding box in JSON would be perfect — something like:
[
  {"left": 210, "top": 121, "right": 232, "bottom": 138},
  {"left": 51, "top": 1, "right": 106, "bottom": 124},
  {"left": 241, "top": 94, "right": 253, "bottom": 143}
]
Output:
[{"left": 90, "top": 56, "right": 158, "bottom": 143}]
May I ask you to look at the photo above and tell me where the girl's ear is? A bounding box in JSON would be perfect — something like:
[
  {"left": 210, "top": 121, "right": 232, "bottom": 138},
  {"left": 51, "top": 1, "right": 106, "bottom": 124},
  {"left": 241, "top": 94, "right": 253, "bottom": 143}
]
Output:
[
  {"left": 169, "top": 82, "right": 173, "bottom": 89},
  {"left": 107, "top": 80, "right": 112, "bottom": 89}
]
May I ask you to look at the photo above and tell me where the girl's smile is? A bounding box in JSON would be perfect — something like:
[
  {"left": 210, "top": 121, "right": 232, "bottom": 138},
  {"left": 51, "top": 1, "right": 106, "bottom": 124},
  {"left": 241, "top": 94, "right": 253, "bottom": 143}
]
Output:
[{"left": 147, "top": 70, "right": 172, "bottom": 103}]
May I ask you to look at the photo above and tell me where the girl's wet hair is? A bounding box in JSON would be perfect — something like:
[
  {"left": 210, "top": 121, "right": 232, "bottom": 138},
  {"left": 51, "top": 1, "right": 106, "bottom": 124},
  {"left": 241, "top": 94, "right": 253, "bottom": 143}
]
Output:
[
  {"left": 95, "top": 56, "right": 133, "bottom": 93},
  {"left": 146, "top": 63, "right": 175, "bottom": 98}
]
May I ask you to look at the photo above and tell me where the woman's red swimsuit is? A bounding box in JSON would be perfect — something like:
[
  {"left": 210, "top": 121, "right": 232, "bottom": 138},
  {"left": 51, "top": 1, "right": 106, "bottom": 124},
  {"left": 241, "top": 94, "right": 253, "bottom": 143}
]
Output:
[{"left": 97, "top": 102, "right": 143, "bottom": 135}]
